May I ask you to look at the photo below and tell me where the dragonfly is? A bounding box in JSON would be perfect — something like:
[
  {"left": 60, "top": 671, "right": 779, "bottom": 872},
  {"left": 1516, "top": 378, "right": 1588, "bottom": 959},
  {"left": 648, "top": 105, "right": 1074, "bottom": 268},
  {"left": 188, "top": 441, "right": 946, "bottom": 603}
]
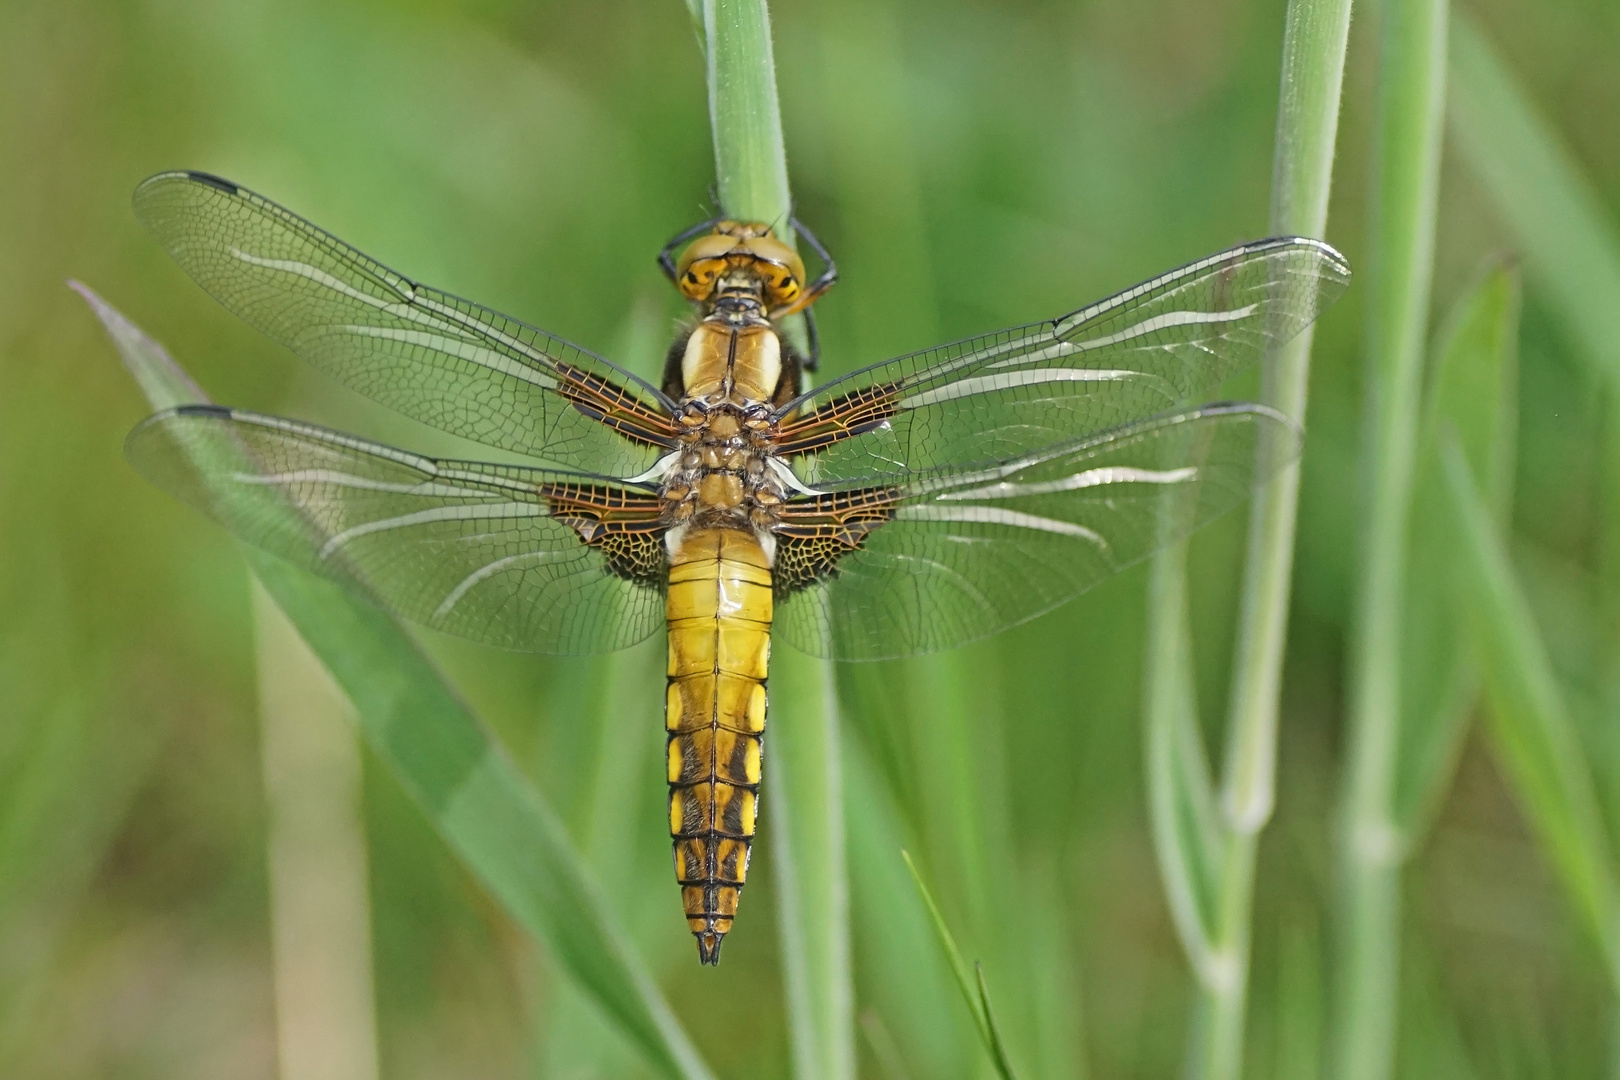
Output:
[{"left": 122, "top": 170, "right": 1348, "bottom": 964}]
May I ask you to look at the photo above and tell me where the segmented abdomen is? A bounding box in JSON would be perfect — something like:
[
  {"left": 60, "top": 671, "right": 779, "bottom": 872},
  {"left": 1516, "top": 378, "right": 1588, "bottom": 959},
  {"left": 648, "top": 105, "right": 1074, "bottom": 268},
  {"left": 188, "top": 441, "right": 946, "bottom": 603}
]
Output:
[{"left": 665, "top": 526, "right": 771, "bottom": 965}]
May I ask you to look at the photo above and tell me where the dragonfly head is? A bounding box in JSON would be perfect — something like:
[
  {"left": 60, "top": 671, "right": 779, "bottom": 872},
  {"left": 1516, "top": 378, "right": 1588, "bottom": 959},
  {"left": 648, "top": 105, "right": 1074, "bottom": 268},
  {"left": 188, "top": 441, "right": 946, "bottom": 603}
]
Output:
[{"left": 674, "top": 221, "right": 809, "bottom": 316}]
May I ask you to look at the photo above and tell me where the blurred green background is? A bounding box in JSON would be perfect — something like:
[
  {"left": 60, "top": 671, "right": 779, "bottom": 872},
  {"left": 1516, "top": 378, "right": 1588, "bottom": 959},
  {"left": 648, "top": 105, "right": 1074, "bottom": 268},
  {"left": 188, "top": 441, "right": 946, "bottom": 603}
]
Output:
[{"left": 3, "top": 0, "right": 1619, "bottom": 1077}]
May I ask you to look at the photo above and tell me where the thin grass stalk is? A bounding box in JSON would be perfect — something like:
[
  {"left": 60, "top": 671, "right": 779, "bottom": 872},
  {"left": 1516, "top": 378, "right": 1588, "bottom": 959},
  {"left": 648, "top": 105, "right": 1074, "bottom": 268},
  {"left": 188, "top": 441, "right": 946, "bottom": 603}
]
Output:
[
  {"left": 1144, "top": 1, "right": 1352, "bottom": 1075},
  {"left": 1333, "top": 0, "right": 1448, "bottom": 1076},
  {"left": 697, "top": 4, "right": 854, "bottom": 1077}
]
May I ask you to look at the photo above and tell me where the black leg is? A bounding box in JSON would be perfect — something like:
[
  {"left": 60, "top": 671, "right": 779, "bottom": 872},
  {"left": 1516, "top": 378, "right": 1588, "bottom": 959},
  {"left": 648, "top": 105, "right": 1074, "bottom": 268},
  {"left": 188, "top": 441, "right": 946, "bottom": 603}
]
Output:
[
  {"left": 790, "top": 216, "right": 839, "bottom": 301},
  {"left": 801, "top": 307, "right": 822, "bottom": 372}
]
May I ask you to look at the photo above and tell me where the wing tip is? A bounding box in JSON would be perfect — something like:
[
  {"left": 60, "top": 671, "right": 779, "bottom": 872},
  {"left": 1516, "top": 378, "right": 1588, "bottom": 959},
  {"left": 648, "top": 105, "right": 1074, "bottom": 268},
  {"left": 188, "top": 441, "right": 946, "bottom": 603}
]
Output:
[
  {"left": 183, "top": 171, "right": 240, "bottom": 195},
  {"left": 1251, "top": 234, "right": 1352, "bottom": 278},
  {"left": 132, "top": 170, "right": 240, "bottom": 211},
  {"left": 172, "top": 403, "right": 232, "bottom": 418}
]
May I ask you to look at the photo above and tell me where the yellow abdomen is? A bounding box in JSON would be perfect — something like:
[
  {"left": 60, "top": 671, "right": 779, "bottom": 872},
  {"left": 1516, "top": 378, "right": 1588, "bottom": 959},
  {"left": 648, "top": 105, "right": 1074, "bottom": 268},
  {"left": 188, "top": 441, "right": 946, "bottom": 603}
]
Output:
[{"left": 665, "top": 526, "right": 772, "bottom": 964}]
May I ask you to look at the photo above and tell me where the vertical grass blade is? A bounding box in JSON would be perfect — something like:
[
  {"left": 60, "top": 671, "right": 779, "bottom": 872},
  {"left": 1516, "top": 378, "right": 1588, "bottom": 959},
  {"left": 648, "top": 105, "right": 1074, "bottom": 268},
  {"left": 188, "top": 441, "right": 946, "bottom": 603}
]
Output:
[
  {"left": 76, "top": 284, "right": 717, "bottom": 1080},
  {"left": 1223, "top": 0, "right": 1355, "bottom": 823},
  {"left": 696, "top": 4, "right": 854, "bottom": 1076},
  {"left": 255, "top": 586, "right": 380, "bottom": 1080},
  {"left": 769, "top": 654, "right": 854, "bottom": 1080},
  {"left": 703, "top": 0, "right": 791, "bottom": 238},
  {"left": 1441, "top": 441, "right": 1620, "bottom": 987},
  {"left": 1142, "top": 1, "right": 1352, "bottom": 1076},
  {"left": 1334, "top": 1, "right": 1449, "bottom": 1076}
]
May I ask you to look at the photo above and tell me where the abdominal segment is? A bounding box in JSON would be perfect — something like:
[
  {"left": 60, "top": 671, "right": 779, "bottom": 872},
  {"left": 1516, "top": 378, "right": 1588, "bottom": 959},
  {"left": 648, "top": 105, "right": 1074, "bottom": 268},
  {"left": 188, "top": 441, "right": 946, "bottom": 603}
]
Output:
[{"left": 664, "top": 527, "right": 772, "bottom": 965}]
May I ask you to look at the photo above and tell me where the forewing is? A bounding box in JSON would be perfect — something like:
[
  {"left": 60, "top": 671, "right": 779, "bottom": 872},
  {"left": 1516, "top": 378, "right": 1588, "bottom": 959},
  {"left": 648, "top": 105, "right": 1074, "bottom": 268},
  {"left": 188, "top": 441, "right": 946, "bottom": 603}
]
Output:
[
  {"left": 126, "top": 406, "right": 668, "bottom": 654},
  {"left": 775, "top": 237, "right": 1346, "bottom": 484},
  {"left": 133, "top": 171, "right": 679, "bottom": 475},
  {"left": 772, "top": 403, "right": 1297, "bottom": 660}
]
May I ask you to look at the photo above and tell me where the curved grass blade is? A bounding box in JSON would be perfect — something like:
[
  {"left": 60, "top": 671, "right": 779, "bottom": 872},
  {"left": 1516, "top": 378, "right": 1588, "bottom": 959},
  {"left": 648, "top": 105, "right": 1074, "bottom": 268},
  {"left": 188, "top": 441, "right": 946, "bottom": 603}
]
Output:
[{"left": 74, "top": 283, "right": 717, "bottom": 1080}]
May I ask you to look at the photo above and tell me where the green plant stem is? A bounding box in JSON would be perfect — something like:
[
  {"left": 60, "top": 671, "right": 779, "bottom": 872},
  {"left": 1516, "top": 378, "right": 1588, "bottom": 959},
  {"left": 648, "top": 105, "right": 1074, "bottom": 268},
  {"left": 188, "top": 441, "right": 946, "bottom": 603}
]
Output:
[
  {"left": 1223, "top": 0, "right": 1354, "bottom": 826},
  {"left": 1334, "top": 0, "right": 1447, "bottom": 1076},
  {"left": 1146, "top": 1, "right": 1351, "bottom": 1076},
  {"left": 697, "top": 4, "right": 853, "bottom": 1078}
]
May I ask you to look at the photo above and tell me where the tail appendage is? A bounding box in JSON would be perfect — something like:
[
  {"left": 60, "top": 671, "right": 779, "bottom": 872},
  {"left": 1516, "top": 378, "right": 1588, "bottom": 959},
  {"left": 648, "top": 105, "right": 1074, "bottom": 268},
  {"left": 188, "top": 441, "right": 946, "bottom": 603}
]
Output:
[{"left": 665, "top": 528, "right": 772, "bottom": 965}]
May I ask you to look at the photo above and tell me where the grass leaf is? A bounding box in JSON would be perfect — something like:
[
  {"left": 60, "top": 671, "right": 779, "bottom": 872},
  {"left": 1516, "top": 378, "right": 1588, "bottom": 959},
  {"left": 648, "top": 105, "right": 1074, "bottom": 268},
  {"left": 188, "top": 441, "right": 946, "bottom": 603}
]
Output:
[
  {"left": 76, "top": 284, "right": 717, "bottom": 1080},
  {"left": 975, "top": 963, "right": 1022, "bottom": 1080}
]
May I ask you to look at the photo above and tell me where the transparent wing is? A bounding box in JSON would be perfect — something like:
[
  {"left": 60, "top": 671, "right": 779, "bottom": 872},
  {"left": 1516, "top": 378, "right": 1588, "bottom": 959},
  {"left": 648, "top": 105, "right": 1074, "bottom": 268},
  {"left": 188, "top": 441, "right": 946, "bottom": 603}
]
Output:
[
  {"left": 133, "top": 171, "right": 680, "bottom": 476},
  {"left": 774, "top": 237, "right": 1346, "bottom": 485},
  {"left": 126, "top": 406, "right": 669, "bottom": 654},
  {"left": 772, "top": 403, "right": 1295, "bottom": 660}
]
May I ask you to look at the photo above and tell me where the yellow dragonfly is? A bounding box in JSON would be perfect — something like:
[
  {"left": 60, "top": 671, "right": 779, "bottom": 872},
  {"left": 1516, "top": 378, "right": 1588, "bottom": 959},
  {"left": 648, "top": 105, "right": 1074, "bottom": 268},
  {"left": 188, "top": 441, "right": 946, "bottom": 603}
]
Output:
[{"left": 124, "top": 171, "right": 1348, "bottom": 964}]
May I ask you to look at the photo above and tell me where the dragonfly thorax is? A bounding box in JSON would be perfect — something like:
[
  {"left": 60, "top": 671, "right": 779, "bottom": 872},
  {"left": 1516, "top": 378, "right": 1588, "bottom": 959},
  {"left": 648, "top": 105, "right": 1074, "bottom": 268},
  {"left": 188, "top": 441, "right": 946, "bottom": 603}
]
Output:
[
  {"left": 660, "top": 401, "right": 788, "bottom": 540},
  {"left": 678, "top": 316, "right": 783, "bottom": 404}
]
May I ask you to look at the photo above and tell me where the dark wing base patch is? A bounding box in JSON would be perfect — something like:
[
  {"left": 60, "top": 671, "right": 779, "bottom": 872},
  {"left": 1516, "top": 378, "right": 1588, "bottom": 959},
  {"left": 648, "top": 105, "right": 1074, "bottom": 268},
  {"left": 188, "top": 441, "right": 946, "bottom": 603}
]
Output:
[
  {"left": 773, "top": 487, "right": 897, "bottom": 597},
  {"left": 541, "top": 482, "right": 670, "bottom": 587}
]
